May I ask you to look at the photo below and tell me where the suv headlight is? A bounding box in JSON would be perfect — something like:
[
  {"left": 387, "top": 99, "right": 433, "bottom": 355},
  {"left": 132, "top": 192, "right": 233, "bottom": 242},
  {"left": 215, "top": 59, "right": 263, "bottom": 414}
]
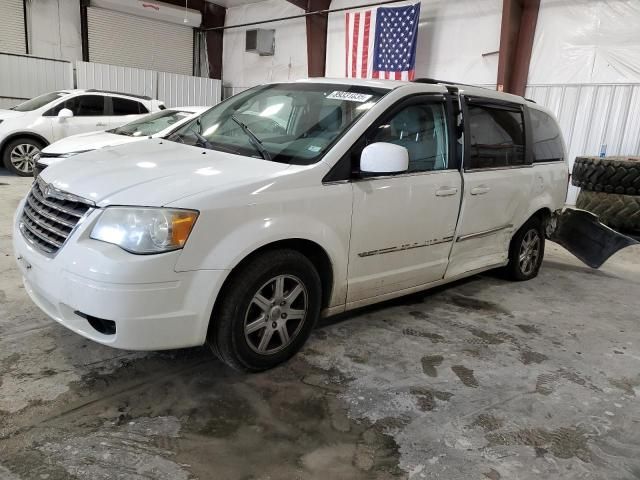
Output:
[{"left": 90, "top": 207, "right": 198, "bottom": 254}]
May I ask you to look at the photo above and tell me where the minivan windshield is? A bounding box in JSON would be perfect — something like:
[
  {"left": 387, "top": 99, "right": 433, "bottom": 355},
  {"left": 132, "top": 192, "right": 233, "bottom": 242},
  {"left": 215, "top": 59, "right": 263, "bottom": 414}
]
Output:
[
  {"left": 109, "top": 110, "right": 192, "bottom": 137},
  {"left": 11, "top": 92, "right": 69, "bottom": 112},
  {"left": 167, "top": 83, "right": 388, "bottom": 164}
]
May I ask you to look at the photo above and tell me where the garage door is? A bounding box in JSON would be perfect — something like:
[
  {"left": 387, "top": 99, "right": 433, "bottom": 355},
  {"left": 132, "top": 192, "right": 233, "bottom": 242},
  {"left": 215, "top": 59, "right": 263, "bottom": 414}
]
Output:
[
  {"left": 87, "top": 7, "right": 193, "bottom": 75},
  {"left": 0, "top": 0, "right": 26, "bottom": 54}
]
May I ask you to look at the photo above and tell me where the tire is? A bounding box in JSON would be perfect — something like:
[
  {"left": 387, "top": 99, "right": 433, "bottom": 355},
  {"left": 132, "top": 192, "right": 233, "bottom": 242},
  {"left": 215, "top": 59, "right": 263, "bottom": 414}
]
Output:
[
  {"left": 576, "top": 189, "right": 640, "bottom": 234},
  {"left": 207, "top": 249, "right": 322, "bottom": 372},
  {"left": 572, "top": 156, "right": 640, "bottom": 195},
  {"left": 503, "top": 217, "right": 545, "bottom": 281},
  {"left": 2, "top": 137, "right": 45, "bottom": 177}
]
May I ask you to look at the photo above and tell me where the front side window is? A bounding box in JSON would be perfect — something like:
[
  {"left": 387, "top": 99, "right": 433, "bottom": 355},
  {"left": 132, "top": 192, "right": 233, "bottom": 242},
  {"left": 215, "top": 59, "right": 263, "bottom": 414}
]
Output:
[
  {"left": 112, "top": 97, "right": 149, "bottom": 115},
  {"left": 467, "top": 103, "right": 525, "bottom": 169},
  {"left": 109, "top": 110, "right": 192, "bottom": 137},
  {"left": 168, "top": 83, "right": 388, "bottom": 165},
  {"left": 46, "top": 95, "right": 107, "bottom": 117},
  {"left": 12, "top": 92, "right": 69, "bottom": 112},
  {"left": 369, "top": 102, "right": 449, "bottom": 172},
  {"left": 530, "top": 108, "right": 564, "bottom": 162}
]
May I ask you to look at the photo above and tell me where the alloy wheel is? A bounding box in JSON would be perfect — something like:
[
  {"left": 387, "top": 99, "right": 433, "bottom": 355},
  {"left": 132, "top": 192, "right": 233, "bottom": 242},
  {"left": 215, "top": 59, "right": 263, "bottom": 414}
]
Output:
[
  {"left": 10, "top": 143, "right": 40, "bottom": 174},
  {"left": 244, "top": 274, "right": 308, "bottom": 355},
  {"left": 519, "top": 229, "right": 541, "bottom": 276}
]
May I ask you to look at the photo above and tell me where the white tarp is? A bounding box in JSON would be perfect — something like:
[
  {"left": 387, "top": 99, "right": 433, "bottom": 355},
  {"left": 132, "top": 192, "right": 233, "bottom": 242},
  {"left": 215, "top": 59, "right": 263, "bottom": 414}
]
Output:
[{"left": 529, "top": 0, "right": 640, "bottom": 84}]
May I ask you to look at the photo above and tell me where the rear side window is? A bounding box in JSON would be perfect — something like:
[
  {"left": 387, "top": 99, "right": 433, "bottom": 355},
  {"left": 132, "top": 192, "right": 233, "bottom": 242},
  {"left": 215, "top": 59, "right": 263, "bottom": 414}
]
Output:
[
  {"left": 467, "top": 103, "right": 525, "bottom": 169},
  {"left": 112, "top": 97, "right": 149, "bottom": 115},
  {"left": 530, "top": 109, "right": 564, "bottom": 162}
]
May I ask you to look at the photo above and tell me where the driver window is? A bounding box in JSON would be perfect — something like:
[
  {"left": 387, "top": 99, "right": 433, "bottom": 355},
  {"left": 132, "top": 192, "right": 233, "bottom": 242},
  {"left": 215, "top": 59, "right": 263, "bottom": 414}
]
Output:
[{"left": 370, "top": 102, "right": 449, "bottom": 172}]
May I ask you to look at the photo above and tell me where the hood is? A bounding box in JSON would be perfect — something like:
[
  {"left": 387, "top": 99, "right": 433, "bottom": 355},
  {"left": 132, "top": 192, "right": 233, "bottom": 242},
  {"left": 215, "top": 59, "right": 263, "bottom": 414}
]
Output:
[
  {"left": 42, "top": 131, "right": 140, "bottom": 155},
  {"left": 40, "top": 139, "right": 292, "bottom": 207},
  {"left": 0, "top": 109, "right": 25, "bottom": 121}
]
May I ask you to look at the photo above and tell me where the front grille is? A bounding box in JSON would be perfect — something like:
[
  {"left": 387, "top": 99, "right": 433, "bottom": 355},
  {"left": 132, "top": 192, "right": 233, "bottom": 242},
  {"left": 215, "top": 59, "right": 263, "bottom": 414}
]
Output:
[{"left": 20, "top": 178, "right": 93, "bottom": 255}]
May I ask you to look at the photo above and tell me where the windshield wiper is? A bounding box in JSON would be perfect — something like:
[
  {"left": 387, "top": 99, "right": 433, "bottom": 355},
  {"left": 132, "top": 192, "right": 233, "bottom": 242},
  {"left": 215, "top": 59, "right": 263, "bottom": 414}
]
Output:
[
  {"left": 231, "top": 114, "right": 272, "bottom": 161},
  {"left": 193, "top": 130, "right": 215, "bottom": 149}
]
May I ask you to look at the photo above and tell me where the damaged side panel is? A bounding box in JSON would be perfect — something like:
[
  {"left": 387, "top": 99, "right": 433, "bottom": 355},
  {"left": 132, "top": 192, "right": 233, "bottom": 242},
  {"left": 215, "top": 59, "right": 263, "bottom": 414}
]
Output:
[{"left": 547, "top": 208, "right": 638, "bottom": 269}]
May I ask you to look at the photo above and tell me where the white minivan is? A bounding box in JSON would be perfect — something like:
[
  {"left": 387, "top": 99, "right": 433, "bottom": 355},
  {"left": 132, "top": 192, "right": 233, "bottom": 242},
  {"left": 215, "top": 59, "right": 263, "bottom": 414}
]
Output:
[{"left": 12, "top": 78, "right": 630, "bottom": 372}]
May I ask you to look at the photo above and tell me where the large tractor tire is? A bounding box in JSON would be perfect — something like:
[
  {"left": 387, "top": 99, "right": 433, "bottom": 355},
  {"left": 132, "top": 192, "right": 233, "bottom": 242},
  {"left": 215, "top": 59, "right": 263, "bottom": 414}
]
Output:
[
  {"left": 572, "top": 156, "right": 640, "bottom": 195},
  {"left": 576, "top": 189, "right": 640, "bottom": 234}
]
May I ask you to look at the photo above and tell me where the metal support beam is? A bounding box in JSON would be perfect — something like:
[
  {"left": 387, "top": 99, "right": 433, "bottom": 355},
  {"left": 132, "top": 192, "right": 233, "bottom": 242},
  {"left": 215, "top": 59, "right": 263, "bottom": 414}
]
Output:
[
  {"left": 304, "top": 0, "right": 332, "bottom": 77},
  {"left": 80, "top": 0, "right": 90, "bottom": 62},
  {"left": 202, "top": 3, "right": 226, "bottom": 80},
  {"left": 497, "top": 0, "right": 540, "bottom": 96}
]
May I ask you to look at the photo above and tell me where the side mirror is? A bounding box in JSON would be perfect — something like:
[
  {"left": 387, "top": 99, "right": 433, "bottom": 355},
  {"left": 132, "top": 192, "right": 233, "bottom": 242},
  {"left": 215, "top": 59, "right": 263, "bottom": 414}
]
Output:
[
  {"left": 360, "top": 142, "right": 409, "bottom": 175},
  {"left": 57, "top": 108, "right": 73, "bottom": 120}
]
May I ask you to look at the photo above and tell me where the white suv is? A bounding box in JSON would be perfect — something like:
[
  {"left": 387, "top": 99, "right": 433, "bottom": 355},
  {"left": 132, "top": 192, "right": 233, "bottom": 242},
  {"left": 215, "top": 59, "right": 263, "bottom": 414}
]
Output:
[
  {"left": 0, "top": 89, "right": 164, "bottom": 176},
  {"left": 14, "top": 78, "right": 573, "bottom": 371}
]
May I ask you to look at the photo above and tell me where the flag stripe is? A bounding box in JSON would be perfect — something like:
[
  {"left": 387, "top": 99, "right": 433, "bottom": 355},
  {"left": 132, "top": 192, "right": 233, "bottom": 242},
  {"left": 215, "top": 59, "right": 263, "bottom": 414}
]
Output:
[
  {"left": 361, "top": 10, "right": 371, "bottom": 78},
  {"left": 345, "top": 12, "right": 349, "bottom": 77},
  {"left": 351, "top": 12, "right": 360, "bottom": 78}
]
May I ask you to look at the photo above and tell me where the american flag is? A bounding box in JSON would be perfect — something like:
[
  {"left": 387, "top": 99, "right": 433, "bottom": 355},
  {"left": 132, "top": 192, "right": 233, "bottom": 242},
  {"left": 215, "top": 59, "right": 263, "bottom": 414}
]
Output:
[{"left": 345, "top": 3, "right": 421, "bottom": 81}]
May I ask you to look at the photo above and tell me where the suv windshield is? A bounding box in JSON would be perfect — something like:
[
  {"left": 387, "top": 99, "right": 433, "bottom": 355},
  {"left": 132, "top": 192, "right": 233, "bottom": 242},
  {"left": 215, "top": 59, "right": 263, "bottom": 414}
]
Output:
[
  {"left": 11, "top": 92, "right": 69, "bottom": 112},
  {"left": 167, "top": 83, "right": 388, "bottom": 164},
  {"left": 109, "top": 110, "right": 193, "bottom": 137}
]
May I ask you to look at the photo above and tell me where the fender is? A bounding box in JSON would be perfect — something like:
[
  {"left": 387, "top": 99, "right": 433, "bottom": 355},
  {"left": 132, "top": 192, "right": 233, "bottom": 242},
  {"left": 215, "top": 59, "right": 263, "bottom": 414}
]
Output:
[
  {"left": 175, "top": 208, "right": 351, "bottom": 308},
  {"left": 0, "top": 131, "right": 50, "bottom": 154}
]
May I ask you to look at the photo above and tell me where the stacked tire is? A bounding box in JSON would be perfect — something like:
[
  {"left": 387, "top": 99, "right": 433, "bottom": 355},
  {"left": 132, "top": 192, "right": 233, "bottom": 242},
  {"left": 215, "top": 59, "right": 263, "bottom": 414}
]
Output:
[{"left": 572, "top": 156, "right": 640, "bottom": 234}]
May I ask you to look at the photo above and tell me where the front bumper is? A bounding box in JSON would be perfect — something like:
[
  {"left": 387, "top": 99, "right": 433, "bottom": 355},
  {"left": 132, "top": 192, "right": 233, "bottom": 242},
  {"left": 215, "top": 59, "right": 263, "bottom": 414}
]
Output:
[{"left": 13, "top": 200, "right": 227, "bottom": 350}]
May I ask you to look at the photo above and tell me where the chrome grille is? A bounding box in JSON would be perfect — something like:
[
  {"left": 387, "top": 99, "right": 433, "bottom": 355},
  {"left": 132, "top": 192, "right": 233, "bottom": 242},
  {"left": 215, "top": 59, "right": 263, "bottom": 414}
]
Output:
[{"left": 19, "top": 178, "right": 93, "bottom": 255}]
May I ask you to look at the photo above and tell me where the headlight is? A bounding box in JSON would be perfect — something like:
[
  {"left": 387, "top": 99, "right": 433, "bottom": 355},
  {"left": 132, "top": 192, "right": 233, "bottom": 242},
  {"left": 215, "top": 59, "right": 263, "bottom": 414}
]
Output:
[{"left": 90, "top": 207, "right": 199, "bottom": 254}]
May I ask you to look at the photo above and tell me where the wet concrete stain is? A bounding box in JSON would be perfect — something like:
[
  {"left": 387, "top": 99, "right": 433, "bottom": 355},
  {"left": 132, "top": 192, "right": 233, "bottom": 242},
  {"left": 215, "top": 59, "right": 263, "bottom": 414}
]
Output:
[
  {"left": 409, "top": 311, "right": 429, "bottom": 320},
  {"left": 466, "top": 328, "right": 515, "bottom": 345},
  {"left": 609, "top": 376, "right": 640, "bottom": 395},
  {"left": 520, "top": 350, "right": 548, "bottom": 365},
  {"left": 516, "top": 324, "right": 540, "bottom": 334},
  {"left": 409, "top": 387, "right": 453, "bottom": 412},
  {"left": 0, "top": 351, "right": 405, "bottom": 480},
  {"left": 447, "top": 294, "right": 512, "bottom": 316},
  {"left": 402, "top": 328, "right": 446, "bottom": 343},
  {"left": 451, "top": 365, "right": 479, "bottom": 388},
  {"left": 420, "top": 355, "right": 444, "bottom": 377},
  {"left": 484, "top": 468, "right": 501, "bottom": 479},
  {"left": 535, "top": 369, "right": 599, "bottom": 396},
  {"left": 471, "top": 413, "right": 504, "bottom": 432},
  {"left": 486, "top": 427, "right": 591, "bottom": 462}
]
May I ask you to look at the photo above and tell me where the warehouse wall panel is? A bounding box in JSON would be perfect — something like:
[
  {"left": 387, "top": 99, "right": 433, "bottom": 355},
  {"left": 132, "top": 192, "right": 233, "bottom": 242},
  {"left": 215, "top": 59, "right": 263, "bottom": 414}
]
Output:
[{"left": 526, "top": 83, "right": 640, "bottom": 204}]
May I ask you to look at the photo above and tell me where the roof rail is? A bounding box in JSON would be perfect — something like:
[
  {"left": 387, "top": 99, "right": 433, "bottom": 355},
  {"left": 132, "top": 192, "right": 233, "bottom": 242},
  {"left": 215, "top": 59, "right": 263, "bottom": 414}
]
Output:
[
  {"left": 85, "top": 89, "right": 153, "bottom": 101},
  {"left": 412, "top": 78, "right": 538, "bottom": 102},
  {"left": 412, "top": 77, "right": 490, "bottom": 90}
]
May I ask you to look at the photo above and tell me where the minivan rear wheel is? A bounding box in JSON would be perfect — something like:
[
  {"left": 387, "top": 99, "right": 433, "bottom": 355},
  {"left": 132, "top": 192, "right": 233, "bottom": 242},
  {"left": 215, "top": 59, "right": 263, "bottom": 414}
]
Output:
[
  {"left": 208, "top": 249, "right": 322, "bottom": 372},
  {"left": 2, "top": 137, "right": 44, "bottom": 177},
  {"left": 504, "top": 217, "right": 545, "bottom": 281}
]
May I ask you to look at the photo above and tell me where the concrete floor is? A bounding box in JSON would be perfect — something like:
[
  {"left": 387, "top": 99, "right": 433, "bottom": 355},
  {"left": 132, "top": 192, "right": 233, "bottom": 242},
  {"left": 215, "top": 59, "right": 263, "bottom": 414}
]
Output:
[{"left": 1, "top": 172, "right": 640, "bottom": 480}]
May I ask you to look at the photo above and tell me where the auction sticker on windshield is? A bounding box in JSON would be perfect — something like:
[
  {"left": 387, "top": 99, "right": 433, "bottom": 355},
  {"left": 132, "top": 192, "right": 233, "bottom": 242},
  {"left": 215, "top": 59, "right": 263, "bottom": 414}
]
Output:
[{"left": 326, "top": 91, "right": 373, "bottom": 103}]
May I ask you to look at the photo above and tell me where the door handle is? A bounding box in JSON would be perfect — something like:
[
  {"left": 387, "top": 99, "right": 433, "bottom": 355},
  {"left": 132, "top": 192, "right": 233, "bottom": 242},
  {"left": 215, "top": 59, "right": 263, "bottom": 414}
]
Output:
[
  {"left": 435, "top": 187, "right": 458, "bottom": 197},
  {"left": 470, "top": 185, "right": 491, "bottom": 195},
  {"left": 96, "top": 122, "right": 107, "bottom": 127}
]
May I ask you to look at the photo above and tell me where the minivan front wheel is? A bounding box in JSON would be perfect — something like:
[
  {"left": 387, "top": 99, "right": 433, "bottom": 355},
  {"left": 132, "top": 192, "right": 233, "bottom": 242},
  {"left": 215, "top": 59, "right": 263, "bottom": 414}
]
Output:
[
  {"left": 2, "top": 137, "right": 44, "bottom": 177},
  {"left": 504, "top": 218, "right": 545, "bottom": 281},
  {"left": 208, "top": 249, "right": 322, "bottom": 372}
]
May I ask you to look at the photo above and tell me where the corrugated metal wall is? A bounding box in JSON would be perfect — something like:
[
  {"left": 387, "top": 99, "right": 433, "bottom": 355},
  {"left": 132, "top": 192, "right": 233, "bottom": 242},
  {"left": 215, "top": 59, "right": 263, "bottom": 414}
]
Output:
[
  {"left": 0, "top": 53, "right": 73, "bottom": 109},
  {"left": 525, "top": 83, "right": 640, "bottom": 204},
  {"left": 75, "top": 61, "right": 156, "bottom": 98},
  {"left": 75, "top": 61, "right": 221, "bottom": 108},
  {"left": 0, "top": 56, "right": 221, "bottom": 110},
  {"left": 157, "top": 73, "right": 221, "bottom": 108}
]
